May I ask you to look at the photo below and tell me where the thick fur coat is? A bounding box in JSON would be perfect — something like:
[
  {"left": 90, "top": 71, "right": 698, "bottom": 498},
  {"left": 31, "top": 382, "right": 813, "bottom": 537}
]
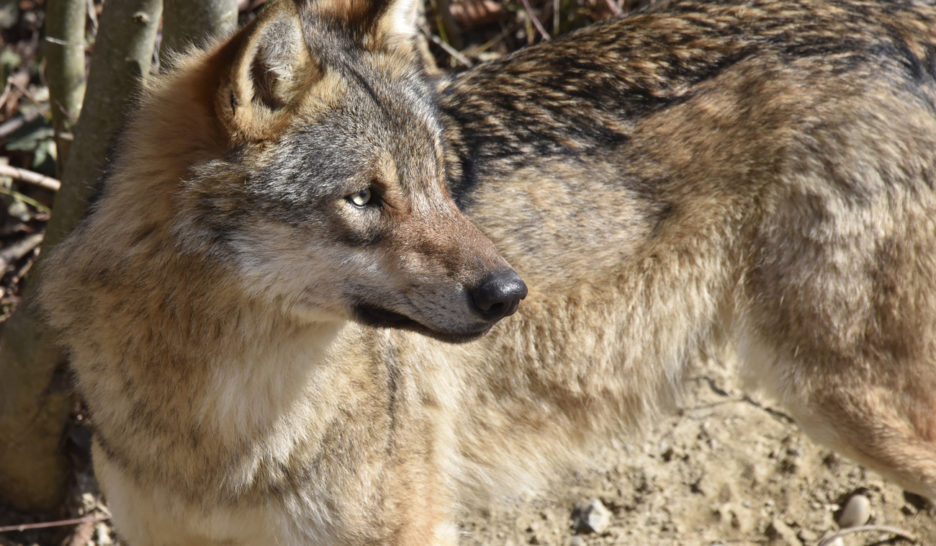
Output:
[{"left": 42, "top": 0, "right": 936, "bottom": 543}]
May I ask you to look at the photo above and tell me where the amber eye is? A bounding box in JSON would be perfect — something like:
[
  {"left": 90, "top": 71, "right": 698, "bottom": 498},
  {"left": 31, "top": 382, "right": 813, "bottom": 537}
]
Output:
[{"left": 348, "top": 188, "right": 372, "bottom": 207}]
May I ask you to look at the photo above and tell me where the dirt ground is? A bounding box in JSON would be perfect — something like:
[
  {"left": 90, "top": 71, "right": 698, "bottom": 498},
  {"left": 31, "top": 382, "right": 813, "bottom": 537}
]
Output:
[
  {"left": 2, "top": 353, "right": 932, "bottom": 546},
  {"left": 456, "top": 354, "right": 936, "bottom": 546}
]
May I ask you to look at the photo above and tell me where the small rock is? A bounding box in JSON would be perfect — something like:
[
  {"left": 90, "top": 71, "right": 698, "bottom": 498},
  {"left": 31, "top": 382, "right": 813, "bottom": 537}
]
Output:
[
  {"left": 797, "top": 528, "right": 818, "bottom": 542},
  {"left": 573, "top": 498, "right": 612, "bottom": 534},
  {"left": 822, "top": 452, "right": 841, "bottom": 471},
  {"left": 765, "top": 518, "right": 800, "bottom": 545},
  {"left": 837, "top": 494, "right": 871, "bottom": 528},
  {"left": 566, "top": 537, "right": 586, "bottom": 546},
  {"left": 715, "top": 503, "right": 755, "bottom": 533}
]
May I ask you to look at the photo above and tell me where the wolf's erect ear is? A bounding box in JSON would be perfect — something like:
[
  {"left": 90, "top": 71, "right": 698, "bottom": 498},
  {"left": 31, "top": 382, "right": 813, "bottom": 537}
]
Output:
[
  {"left": 215, "top": 2, "right": 320, "bottom": 142},
  {"left": 298, "top": 0, "right": 420, "bottom": 53}
]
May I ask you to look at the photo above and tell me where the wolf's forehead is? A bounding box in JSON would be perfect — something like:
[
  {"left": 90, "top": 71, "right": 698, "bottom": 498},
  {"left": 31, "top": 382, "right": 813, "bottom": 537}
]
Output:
[
  {"left": 264, "top": 84, "right": 441, "bottom": 196},
  {"left": 335, "top": 56, "right": 440, "bottom": 133}
]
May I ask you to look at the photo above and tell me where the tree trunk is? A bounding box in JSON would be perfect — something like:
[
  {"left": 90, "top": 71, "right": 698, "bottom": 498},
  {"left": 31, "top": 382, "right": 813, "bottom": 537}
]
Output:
[
  {"left": 43, "top": 0, "right": 86, "bottom": 174},
  {"left": 0, "top": 0, "right": 162, "bottom": 512},
  {"left": 161, "top": 0, "right": 238, "bottom": 66}
]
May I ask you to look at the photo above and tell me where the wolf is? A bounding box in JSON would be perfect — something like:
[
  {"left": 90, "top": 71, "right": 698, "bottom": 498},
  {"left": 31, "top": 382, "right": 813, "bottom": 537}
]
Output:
[{"left": 41, "top": 0, "right": 936, "bottom": 543}]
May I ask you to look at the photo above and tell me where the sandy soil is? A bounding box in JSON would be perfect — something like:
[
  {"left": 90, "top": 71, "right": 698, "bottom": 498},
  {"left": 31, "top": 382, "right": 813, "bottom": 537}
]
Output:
[{"left": 457, "top": 355, "right": 935, "bottom": 546}]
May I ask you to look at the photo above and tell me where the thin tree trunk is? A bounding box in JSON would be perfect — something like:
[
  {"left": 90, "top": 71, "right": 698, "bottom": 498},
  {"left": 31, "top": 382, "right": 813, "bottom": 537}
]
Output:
[
  {"left": 0, "top": 0, "right": 162, "bottom": 512},
  {"left": 161, "top": 0, "right": 238, "bottom": 66},
  {"left": 47, "top": 0, "right": 163, "bottom": 245},
  {"left": 44, "top": 0, "right": 86, "bottom": 174}
]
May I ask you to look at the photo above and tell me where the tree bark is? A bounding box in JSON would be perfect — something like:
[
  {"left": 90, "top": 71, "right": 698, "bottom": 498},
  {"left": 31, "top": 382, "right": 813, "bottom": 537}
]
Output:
[
  {"left": 161, "top": 0, "right": 238, "bottom": 66},
  {"left": 0, "top": 0, "right": 162, "bottom": 512},
  {"left": 43, "top": 0, "right": 86, "bottom": 173}
]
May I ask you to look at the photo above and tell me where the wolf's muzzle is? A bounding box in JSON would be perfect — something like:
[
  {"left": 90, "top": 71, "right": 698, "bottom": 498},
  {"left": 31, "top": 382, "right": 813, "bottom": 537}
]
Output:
[{"left": 470, "top": 270, "right": 528, "bottom": 321}]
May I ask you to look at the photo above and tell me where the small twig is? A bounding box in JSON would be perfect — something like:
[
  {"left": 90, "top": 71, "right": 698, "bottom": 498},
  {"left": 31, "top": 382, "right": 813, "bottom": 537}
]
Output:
[
  {"left": 684, "top": 399, "right": 740, "bottom": 418},
  {"left": 685, "top": 376, "right": 799, "bottom": 424},
  {"left": 695, "top": 375, "right": 731, "bottom": 397},
  {"left": 86, "top": 0, "right": 98, "bottom": 34},
  {"left": 52, "top": 98, "right": 79, "bottom": 124},
  {"left": 0, "top": 164, "right": 62, "bottom": 191},
  {"left": 0, "top": 70, "right": 29, "bottom": 116},
  {"left": 425, "top": 31, "right": 474, "bottom": 67},
  {"left": 553, "top": 0, "right": 560, "bottom": 36},
  {"left": 0, "top": 514, "right": 110, "bottom": 533},
  {"left": 741, "top": 395, "right": 795, "bottom": 424},
  {"left": 0, "top": 232, "right": 45, "bottom": 270},
  {"left": 10, "top": 250, "right": 38, "bottom": 284},
  {"left": 818, "top": 524, "right": 918, "bottom": 546},
  {"left": 0, "top": 187, "right": 53, "bottom": 215},
  {"left": 9, "top": 79, "right": 46, "bottom": 111},
  {"left": 0, "top": 111, "right": 42, "bottom": 140},
  {"left": 604, "top": 0, "right": 624, "bottom": 16},
  {"left": 0, "top": 231, "right": 45, "bottom": 262},
  {"left": 520, "top": 0, "right": 551, "bottom": 40},
  {"left": 467, "top": 25, "right": 513, "bottom": 57},
  {"left": 44, "top": 36, "right": 84, "bottom": 47},
  {"left": 434, "top": 0, "right": 463, "bottom": 49},
  {"left": 0, "top": 82, "right": 11, "bottom": 112}
]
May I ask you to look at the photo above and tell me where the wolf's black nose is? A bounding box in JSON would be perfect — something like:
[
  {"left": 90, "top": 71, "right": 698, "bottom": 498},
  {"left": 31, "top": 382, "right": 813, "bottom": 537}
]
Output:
[{"left": 471, "top": 270, "right": 528, "bottom": 321}]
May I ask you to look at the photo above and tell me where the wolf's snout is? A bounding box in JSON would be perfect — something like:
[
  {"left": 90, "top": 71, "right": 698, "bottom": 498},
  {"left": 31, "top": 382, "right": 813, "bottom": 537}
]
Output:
[{"left": 470, "top": 270, "right": 528, "bottom": 321}]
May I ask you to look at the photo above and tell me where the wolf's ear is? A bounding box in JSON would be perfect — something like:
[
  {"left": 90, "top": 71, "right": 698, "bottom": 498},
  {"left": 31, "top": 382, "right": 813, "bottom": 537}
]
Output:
[
  {"left": 370, "top": 0, "right": 420, "bottom": 51},
  {"left": 215, "top": 2, "right": 320, "bottom": 142},
  {"left": 302, "top": 0, "right": 421, "bottom": 53}
]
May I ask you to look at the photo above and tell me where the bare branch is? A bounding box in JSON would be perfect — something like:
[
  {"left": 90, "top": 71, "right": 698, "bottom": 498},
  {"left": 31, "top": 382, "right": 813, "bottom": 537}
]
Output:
[
  {"left": 818, "top": 524, "right": 918, "bottom": 546},
  {"left": 0, "top": 514, "right": 110, "bottom": 534},
  {"left": 0, "top": 233, "right": 44, "bottom": 272},
  {"left": 0, "top": 164, "right": 62, "bottom": 191},
  {"left": 520, "top": 0, "right": 551, "bottom": 40},
  {"left": 425, "top": 30, "right": 473, "bottom": 67}
]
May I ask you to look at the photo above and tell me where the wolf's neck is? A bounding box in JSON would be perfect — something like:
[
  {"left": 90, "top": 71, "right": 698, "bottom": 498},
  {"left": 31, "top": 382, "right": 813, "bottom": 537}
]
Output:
[
  {"left": 188, "top": 309, "right": 345, "bottom": 444},
  {"left": 100, "top": 270, "right": 345, "bottom": 448}
]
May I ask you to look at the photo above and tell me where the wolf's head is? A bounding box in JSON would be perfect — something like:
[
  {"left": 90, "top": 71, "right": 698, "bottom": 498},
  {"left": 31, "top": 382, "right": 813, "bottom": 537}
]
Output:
[{"left": 165, "top": 0, "right": 525, "bottom": 342}]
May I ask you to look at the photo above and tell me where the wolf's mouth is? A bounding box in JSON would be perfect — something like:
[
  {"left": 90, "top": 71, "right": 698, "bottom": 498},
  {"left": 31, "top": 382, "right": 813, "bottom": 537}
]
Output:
[{"left": 352, "top": 303, "right": 493, "bottom": 344}]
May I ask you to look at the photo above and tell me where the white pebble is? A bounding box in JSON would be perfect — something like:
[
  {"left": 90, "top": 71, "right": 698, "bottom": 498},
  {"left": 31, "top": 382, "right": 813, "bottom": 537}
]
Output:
[
  {"left": 575, "top": 498, "right": 612, "bottom": 533},
  {"left": 837, "top": 494, "right": 871, "bottom": 528}
]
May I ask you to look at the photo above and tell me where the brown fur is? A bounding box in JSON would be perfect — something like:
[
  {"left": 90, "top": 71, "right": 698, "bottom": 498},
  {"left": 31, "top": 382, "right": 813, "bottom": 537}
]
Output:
[{"left": 41, "top": 0, "right": 936, "bottom": 543}]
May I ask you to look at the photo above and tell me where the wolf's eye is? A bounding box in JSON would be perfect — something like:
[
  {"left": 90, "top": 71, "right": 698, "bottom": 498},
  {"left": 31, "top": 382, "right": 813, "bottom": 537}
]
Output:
[{"left": 348, "top": 189, "right": 372, "bottom": 208}]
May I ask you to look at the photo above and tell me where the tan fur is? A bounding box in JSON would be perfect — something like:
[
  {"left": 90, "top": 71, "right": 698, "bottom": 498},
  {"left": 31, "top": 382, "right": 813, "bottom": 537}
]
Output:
[{"left": 41, "top": 0, "right": 936, "bottom": 543}]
